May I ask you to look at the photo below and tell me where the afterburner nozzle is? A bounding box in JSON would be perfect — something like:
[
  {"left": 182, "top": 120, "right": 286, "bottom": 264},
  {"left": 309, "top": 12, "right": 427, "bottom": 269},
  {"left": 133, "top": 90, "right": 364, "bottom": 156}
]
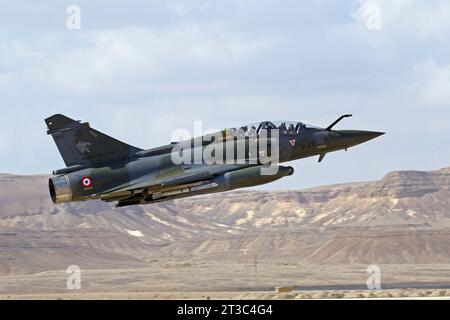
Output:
[{"left": 49, "top": 176, "right": 72, "bottom": 203}]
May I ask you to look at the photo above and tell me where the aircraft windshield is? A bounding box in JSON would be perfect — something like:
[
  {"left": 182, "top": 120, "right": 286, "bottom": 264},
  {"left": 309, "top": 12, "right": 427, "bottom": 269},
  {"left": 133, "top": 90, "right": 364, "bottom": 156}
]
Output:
[{"left": 226, "top": 121, "right": 322, "bottom": 138}]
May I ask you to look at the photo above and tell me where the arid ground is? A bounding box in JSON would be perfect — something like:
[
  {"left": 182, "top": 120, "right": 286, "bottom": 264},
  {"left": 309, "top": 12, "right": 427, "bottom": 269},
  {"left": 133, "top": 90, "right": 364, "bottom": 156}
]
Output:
[{"left": 1, "top": 167, "right": 449, "bottom": 299}]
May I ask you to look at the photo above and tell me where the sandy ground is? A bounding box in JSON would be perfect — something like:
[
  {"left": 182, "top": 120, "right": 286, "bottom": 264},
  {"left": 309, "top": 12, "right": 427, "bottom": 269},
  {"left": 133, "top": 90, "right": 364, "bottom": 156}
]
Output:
[
  {"left": 1, "top": 259, "right": 450, "bottom": 299},
  {"left": 1, "top": 289, "right": 450, "bottom": 300}
]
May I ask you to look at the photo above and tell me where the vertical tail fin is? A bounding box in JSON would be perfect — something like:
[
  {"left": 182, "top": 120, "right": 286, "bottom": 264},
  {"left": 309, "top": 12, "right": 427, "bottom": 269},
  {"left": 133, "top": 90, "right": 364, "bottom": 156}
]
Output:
[{"left": 45, "top": 114, "right": 142, "bottom": 167}]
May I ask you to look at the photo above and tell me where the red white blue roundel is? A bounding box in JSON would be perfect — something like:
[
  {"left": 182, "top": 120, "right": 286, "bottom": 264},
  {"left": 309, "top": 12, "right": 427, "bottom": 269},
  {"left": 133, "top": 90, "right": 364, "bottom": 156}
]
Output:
[{"left": 81, "top": 177, "right": 92, "bottom": 188}]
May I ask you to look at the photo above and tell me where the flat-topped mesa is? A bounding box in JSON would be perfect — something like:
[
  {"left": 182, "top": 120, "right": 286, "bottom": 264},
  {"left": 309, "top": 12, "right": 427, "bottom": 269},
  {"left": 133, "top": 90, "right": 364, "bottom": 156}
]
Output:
[
  {"left": 438, "top": 167, "right": 450, "bottom": 173},
  {"left": 363, "top": 170, "right": 440, "bottom": 198},
  {"left": 431, "top": 167, "right": 450, "bottom": 190}
]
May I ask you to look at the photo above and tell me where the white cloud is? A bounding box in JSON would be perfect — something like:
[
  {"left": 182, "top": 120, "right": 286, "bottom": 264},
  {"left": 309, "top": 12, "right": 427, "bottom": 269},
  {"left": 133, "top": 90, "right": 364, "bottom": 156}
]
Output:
[
  {"left": 409, "top": 1, "right": 450, "bottom": 39},
  {"left": 351, "top": 0, "right": 450, "bottom": 39},
  {"left": 351, "top": 0, "right": 414, "bottom": 29},
  {"left": 414, "top": 59, "right": 450, "bottom": 106},
  {"left": 0, "top": 0, "right": 449, "bottom": 186},
  {"left": 29, "top": 25, "right": 273, "bottom": 94},
  {"left": 169, "top": 0, "right": 211, "bottom": 16},
  {"left": 0, "top": 40, "right": 43, "bottom": 68}
]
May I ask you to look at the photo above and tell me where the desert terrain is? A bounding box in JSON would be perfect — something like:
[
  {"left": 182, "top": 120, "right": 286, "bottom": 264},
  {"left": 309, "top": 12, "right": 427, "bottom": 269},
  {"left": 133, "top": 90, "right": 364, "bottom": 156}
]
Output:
[{"left": 0, "top": 167, "right": 449, "bottom": 299}]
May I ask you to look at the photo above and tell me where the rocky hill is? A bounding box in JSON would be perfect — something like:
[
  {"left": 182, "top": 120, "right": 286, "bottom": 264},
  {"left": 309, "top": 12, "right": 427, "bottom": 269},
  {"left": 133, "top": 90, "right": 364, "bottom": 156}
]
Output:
[{"left": 0, "top": 167, "right": 449, "bottom": 274}]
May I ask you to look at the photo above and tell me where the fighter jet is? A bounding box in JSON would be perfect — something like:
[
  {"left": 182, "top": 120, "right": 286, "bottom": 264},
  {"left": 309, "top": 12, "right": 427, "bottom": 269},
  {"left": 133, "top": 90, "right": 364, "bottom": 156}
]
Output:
[{"left": 46, "top": 114, "right": 384, "bottom": 207}]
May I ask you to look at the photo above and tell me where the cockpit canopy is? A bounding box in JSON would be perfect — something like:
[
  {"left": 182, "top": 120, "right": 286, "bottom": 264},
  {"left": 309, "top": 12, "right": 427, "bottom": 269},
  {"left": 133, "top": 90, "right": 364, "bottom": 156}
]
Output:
[{"left": 226, "top": 121, "right": 322, "bottom": 138}]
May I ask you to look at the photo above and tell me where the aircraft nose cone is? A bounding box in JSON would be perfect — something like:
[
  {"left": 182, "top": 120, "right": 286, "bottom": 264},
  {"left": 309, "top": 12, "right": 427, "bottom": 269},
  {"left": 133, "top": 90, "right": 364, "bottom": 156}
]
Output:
[
  {"left": 353, "top": 131, "right": 385, "bottom": 143},
  {"left": 335, "top": 130, "right": 385, "bottom": 147}
]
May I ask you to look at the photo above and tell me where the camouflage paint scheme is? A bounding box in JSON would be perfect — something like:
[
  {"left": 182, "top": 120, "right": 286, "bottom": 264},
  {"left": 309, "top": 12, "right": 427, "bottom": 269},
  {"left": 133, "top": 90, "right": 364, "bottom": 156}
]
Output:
[{"left": 46, "top": 114, "right": 384, "bottom": 207}]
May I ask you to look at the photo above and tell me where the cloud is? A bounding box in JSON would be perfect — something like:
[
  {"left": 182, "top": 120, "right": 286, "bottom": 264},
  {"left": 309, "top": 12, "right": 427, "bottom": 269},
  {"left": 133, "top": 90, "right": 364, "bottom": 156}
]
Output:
[
  {"left": 25, "top": 25, "right": 274, "bottom": 94},
  {"left": 0, "top": 1, "right": 449, "bottom": 187},
  {"left": 169, "top": 0, "right": 211, "bottom": 16},
  {"left": 0, "top": 40, "right": 42, "bottom": 88},
  {"left": 351, "top": 0, "right": 450, "bottom": 39},
  {"left": 351, "top": 0, "right": 413, "bottom": 28},
  {"left": 414, "top": 59, "right": 450, "bottom": 106},
  {"left": 0, "top": 40, "right": 43, "bottom": 68}
]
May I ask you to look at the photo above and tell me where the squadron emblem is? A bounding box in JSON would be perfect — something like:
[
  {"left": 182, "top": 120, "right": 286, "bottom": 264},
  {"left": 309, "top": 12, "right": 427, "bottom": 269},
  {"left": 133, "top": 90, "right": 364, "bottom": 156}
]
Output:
[{"left": 76, "top": 140, "right": 92, "bottom": 154}]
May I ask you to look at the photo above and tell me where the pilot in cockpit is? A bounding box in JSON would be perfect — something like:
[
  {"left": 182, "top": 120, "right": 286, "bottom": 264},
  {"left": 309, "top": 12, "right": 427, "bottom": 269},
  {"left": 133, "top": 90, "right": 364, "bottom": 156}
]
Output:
[
  {"left": 297, "top": 123, "right": 307, "bottom": 132},
  {"left": 287, "top": 123, "right": 295, "bottom": 134}
]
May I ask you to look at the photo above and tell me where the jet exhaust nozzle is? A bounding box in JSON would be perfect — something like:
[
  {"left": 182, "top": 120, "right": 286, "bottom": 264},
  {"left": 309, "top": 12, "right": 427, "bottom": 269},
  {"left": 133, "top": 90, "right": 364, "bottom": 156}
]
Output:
[
  {"left": 49, "top": 175, "right": 73, "bottom": 203},
  {"left": 287, "top": 166, "right": 294, "bottom": 176}
]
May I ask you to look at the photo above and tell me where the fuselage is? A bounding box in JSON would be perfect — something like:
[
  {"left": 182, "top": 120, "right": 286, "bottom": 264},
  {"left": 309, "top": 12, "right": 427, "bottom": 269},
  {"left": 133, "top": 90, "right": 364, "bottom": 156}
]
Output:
[{"left": 46, "top": 115, "right": 384, "bottom": 207}]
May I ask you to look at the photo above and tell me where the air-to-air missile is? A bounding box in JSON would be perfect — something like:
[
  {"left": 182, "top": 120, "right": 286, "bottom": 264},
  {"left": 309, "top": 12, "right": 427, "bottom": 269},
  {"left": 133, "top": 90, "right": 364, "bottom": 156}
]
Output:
[{"left": 46, "top": 114, "right": 384, "bottom": 207}]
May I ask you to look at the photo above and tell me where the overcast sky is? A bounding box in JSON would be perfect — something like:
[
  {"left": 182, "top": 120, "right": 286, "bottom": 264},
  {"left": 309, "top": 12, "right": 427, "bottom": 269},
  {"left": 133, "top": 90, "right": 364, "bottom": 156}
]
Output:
[{"left": 0, "top": 0, "right": 449, "bottom": 189}]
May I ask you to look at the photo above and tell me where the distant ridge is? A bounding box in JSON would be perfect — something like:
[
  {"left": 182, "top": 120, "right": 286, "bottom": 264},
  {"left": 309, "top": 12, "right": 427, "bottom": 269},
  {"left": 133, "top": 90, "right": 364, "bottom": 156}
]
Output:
[{"left": 0, "top": 167, "right": 449, "bottom": 274}]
